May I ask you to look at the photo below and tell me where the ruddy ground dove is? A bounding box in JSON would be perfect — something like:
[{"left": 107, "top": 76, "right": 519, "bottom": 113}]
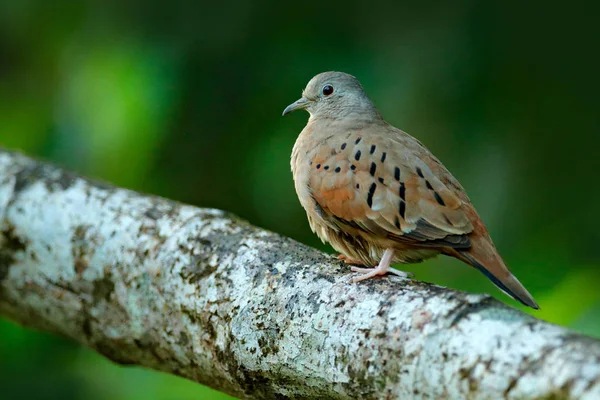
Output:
[{"left": 283, "top": 71, "right": 538, "bottom": 309}]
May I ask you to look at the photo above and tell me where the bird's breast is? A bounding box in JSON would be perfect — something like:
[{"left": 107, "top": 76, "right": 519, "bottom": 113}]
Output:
[{"left": 291, "top": 127, "right": 320, "bottom": 214}]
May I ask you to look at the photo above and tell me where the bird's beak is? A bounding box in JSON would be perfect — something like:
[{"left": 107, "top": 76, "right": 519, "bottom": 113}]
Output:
[{"left": 282, "top": 97, "right": 310, "bottom": 116}]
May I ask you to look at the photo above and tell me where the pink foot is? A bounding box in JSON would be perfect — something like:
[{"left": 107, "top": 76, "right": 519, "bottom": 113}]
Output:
[{"left": 351, "top": 249, "right": 414, "bottom": 283}]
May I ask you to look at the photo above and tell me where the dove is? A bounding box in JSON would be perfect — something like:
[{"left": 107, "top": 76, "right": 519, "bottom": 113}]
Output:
[{"left": 283, "top": 71, "right": 539, "bottom": 309}]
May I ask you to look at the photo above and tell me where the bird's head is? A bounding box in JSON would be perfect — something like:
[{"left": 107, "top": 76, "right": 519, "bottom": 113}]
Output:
[{"left": 282, "top": 71, "right": 379, "bottom": 120}]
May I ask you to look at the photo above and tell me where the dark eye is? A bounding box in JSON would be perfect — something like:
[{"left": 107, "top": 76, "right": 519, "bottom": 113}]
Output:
[{"left": 322, "top": 85, "right": 334, "bottom": 96}]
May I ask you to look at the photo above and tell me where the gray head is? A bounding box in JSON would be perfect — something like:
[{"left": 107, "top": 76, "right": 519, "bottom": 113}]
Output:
[{"left": 282, "top": 72, "right": 380, "bottom": 120}]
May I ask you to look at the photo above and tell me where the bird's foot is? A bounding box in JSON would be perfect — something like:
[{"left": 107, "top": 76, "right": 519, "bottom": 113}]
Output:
[
  {"left": 351, "top": 248, "right": 414, "bottom": 283},
  {"left": 351, "top": 265, "right": 414, "bottom": 282},
  {"left": 337, "top": 254, "right": 364, "bottom": 265}
]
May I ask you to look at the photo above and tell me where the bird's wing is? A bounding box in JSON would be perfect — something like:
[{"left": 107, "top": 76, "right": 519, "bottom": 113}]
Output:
[{"left": 308, "top": 131, "right": 474, "bottom": 249}]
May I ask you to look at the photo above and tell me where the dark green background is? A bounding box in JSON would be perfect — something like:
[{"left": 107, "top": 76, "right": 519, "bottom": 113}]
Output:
[{"left": 1, "top": 1, "right": 598, "bottom": 399}]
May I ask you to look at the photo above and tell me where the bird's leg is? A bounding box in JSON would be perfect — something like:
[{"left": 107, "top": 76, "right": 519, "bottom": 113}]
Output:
[
  {"left": 351, "top": 248, "right": 414, "bottom": 283},
  {"left": 337, "top": 254, "right": 364, "bottom": 265}
]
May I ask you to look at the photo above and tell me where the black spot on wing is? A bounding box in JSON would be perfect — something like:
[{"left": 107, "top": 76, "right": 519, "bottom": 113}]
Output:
[
  {"left": 434, "top": 192, "right": 446, "bottom": 206},
  {"left": 425, "top": 180, "right": 434, "bottom": 190},
  {"left": 367, "top": 183, "right": 377, "bottom": 208},
  {"left": 395, "top": 216, "right": 401, "bottom": 229},
  {"left": 341, "top": 143, "right": 347, "bottom": 150},
  {"left": 443, "top": 214, "right": 452, "bottom": 225},
  {"left": 399, "top": 182, "right": 406, "bottom": 200},
  {"left": 370, "top": 162, "right": 376, "bottom": 176},
  {"left": 399, "top": 200, "right": 406, "bottom": 219},
  {"left": 370, "top": 145, "right": 376, "bottom": 154},
  {"left": 416, "top": 167, "right": 424, "bottom": 178},
  {"left": 355, "top": 137, "right": 362, "bottom": 144},
  {"left": 355, "top": 150, "right": 361, "bottom": 161},
  {"left": 335, "top": 167, "right": 341, "bottom": 173},
  {"left": 394, "top": 167, "right": 400, "bottom": 181},
  {"left": 381, "top": 152, "right": 387, "bottom": 162}
]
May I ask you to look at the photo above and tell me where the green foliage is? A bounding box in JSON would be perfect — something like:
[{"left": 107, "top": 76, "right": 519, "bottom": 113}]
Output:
[{"left": 0, "top": 0, "right": 599, "bottom": 398}]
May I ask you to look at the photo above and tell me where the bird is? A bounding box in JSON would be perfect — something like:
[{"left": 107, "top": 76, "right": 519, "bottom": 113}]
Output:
[{"left": 283, "top": 71, "right": 539, "bottom": 309}]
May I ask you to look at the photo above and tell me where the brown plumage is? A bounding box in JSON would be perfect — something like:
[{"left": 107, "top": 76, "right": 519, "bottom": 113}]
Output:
[{"left": 283, "top": 71, "right": 539, "bottom": 309}]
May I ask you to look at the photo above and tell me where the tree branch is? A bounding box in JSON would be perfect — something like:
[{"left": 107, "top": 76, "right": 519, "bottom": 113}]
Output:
[{"left": 0, "top": 148, "right": 598, "bottom": 399}]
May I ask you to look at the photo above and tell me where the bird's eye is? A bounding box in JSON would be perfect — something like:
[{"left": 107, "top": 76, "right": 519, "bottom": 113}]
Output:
[{"left": 322, "top": 85, "right": 334, "bottom": 96}]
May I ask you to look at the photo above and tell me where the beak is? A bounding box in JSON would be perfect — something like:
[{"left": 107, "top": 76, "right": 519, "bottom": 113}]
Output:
[{"left": 282, "top": 97, "right": 310, "bottom": 116}]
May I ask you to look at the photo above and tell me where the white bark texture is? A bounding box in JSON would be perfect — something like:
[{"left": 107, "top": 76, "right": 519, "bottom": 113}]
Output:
[{"left": 0, "top": 148, "right": 599, "bottom": 400}]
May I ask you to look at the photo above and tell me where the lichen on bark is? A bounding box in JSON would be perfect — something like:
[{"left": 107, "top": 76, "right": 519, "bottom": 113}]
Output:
[{"left": 0, "top": 148, "right": 598, "bottom": 399}]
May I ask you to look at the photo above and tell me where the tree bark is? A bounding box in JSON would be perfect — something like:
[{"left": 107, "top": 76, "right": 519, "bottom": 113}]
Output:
[{"left": 0, "top": 148, "right": 598, "bottom": 399}]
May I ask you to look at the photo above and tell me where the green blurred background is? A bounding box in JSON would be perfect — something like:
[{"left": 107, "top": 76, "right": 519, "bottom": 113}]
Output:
[{"left": 0, "top": 0, "right": 599, "bottom": 399}]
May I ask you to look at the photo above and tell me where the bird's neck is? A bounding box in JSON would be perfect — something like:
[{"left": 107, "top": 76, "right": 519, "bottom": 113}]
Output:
[
  {"left": 309, "top": 95, "right": 383, "bottom": 123},
  {"left": 308, "top": 111, "right": 385, "bottom": 128}
]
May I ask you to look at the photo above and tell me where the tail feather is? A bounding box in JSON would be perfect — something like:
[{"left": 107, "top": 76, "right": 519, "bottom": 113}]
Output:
[
  {"left": 460, "top": 251, "right": 539, "bottom": 310},
  {"left": 439, "top": 194, "right": 538, "bottom": 309}
]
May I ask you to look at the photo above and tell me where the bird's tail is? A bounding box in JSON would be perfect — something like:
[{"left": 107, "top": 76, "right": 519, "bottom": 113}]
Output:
[{"left": 450, "top": 237, "right": 539, "bottom": 309}]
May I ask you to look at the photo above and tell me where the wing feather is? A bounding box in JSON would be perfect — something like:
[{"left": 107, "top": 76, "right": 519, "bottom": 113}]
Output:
[{"left": 308, "top": 130, "right": 474, "bottom": 249}]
